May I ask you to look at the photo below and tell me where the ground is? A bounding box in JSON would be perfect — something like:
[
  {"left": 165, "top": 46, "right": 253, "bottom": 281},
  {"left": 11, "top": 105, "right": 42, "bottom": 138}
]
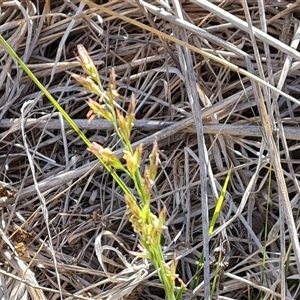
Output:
[{"left": 0, "top": 0, "right": 300, "bottom": 299}]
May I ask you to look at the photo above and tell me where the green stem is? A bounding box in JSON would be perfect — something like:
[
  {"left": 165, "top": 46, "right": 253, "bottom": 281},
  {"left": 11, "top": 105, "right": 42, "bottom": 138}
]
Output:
[{"left": 149, "top": 246, "right": 176, "bottom": 300}]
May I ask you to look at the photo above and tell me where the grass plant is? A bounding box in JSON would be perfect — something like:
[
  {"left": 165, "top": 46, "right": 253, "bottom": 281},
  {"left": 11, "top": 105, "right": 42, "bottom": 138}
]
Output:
[{"left": 0, "top": 35, "right": 185, "bottom": 299}]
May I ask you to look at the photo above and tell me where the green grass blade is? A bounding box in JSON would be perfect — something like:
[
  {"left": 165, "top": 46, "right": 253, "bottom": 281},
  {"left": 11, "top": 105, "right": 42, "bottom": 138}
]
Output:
[
  {"left": 192, "top": 167, "right": 232, "bottom": 292},
  {"left": 208, "top": 167, "right": 232, "bottom": 235}
]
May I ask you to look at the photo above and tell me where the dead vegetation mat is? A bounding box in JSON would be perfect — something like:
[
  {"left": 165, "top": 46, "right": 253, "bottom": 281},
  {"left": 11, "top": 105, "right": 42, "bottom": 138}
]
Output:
[{"left": 1, "top": 0, "right": 300, "bottom": 299}]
